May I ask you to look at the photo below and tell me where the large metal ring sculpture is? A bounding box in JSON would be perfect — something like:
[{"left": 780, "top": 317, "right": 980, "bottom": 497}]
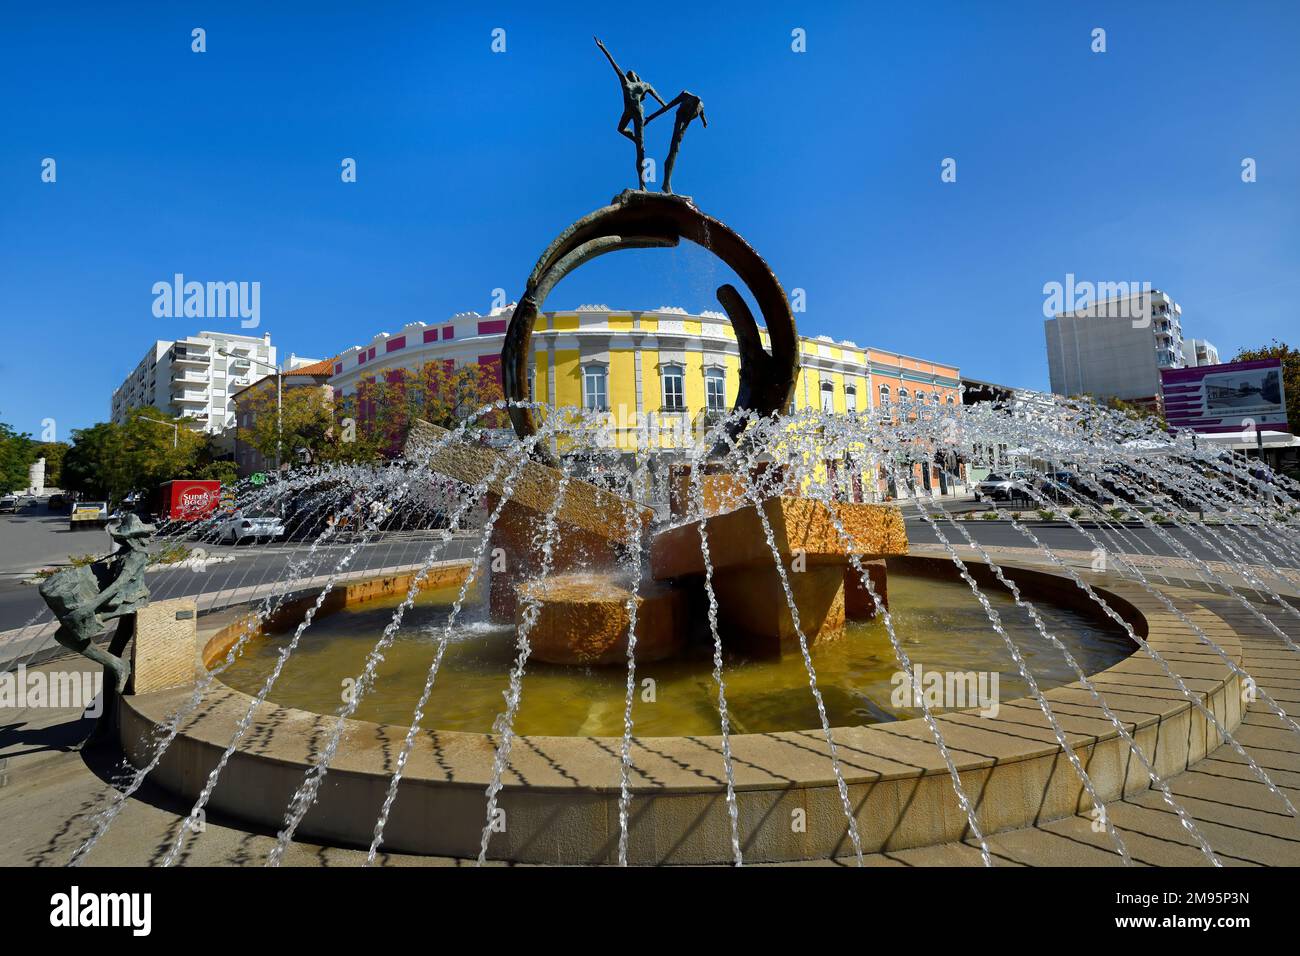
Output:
[{"left": 501, "top": 190, "right": 799, "bottom": 464}]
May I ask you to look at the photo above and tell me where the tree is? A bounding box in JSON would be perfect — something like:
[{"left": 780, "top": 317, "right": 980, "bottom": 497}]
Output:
[
  {"left": 1233, "top": 340, "right": 1300, "bottom": 432},
  {"left": 0, "top": 420, "right": 35, "bottom": 493},
  {"left": 1071, "top": 394, "right": 1167, "bottom": 431},
  {"left": 61, "top": 421, "right": 130, "bottom": 502},
  {"left": 236, "top": 384, "right": 336, "bottom": 467},
  {"left": 352, "top": 362, "right": 505, "bottom": 457},
  {"left": 62, "top": 409, "right": 212, "bottom": 504},
  {"left": 33, "top": 441, "right": 70, "bottom": 487}
]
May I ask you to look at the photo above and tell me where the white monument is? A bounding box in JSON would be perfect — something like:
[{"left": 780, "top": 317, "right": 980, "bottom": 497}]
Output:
[{"left": 27, "top": 457, "right": 45, "bottom": 496}]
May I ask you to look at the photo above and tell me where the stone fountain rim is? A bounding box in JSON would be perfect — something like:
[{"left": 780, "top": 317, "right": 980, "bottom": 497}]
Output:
[{"left": 124, "top": 554, "right": 1239, "bottom": 794}]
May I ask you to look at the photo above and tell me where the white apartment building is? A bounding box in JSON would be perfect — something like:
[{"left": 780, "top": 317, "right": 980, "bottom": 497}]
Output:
[
  {"left": 1181, "top": 337, "right": 1221, "bottom": 367},
  {"left": 111, "top": 331, "right": 279, "bottom": 433},
  {"left": 1045, "top": 289, "right": 1189, "bottom": 404}
]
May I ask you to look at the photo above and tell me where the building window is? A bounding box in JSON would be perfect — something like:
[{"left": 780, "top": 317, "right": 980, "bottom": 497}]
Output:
[
  {"left": 583, "top": 365, "right": 608, "bottom": 411},
  {"left": 897, "top": 387, "right": 909, "bottom": 402},
  {"left": 845, "top": 384, "right": 857, "bottom": 413},
  {"left": 661, "top": 364, "right": 684, "bottom": 411},
  {"left": 879, "top": 384, "right": 891, "bottom": 406},
  {"left": 705, "top": 368, "right": 726, "bottom": 412},
  {"left": 914, "top": 390, "right": 926, "bottom": 404},
  {"left": 820, "top": 381, "right": 835, "bottom": 413}
]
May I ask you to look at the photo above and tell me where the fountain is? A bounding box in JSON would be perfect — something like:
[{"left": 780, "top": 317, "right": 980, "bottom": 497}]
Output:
[{"left": 38, "top": 44, "right": 1300, "bottom": 869}]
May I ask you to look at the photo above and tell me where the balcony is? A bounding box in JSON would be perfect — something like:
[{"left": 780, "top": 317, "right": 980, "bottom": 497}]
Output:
[
  {"left": 172, "top": 371, "right": 210, "bottom": 385},
  {"left": 171, "top": 350, "right": 210, "bottom": 366},
  {"left": 171, "top": 389, "right": 208, "bottom": 404}
]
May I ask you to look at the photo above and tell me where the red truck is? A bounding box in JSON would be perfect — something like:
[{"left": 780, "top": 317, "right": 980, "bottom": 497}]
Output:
[{"left": 156, "top": 480, "right": 222, "bottom": 521}]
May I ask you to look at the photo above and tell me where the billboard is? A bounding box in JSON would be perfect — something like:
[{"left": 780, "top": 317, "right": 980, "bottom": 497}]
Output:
[{"left": 1161, "top": 358, "right": 1289, "bottom": 435}]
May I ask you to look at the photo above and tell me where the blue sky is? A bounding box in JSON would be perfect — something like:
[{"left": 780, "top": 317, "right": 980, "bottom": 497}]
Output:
[{"left": 2, "top": 1, "right": 1298, "bottom": 438}]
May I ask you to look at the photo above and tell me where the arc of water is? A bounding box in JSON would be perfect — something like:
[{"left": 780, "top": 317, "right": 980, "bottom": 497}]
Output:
[
  {"left": 1004, "top": 466, "right": 1300, "bottom": 785},
  {"left": 477, "top": 460, "right": 575, "bottom": 864},
  {"left": 1170, "top": 448, "right": 1300, "bottom": 558},
  {"left": 615, "top": 441, "right": 651, "bottom": 866},
  {"left": 267, "top": 413, "right": 548, "bottom": 867},
  {"left": 959, "top": 491, "right": 1227, "bottom": 863},
  {"left": 162, "top": 472, "right": 424, "bottom": 866},
  {"left": 980, "top": 470, "right": 1297, "bottom": 817},
  {"left": 1143, "top": 458, "right": 1300, "bottom": 609},
  {"left": 76, "top": 413, "right": 485, "bottom": 866},
  {"left": 763, "top": 410, "right": 1000, "bottom": 864},
  {"left": 738, "top": 457, "right": 865, "bottom": 865},
  {"left": 68, "top": 468, "right": 416, "bottom": 866},
  {"left": 899, "top": 470, "right": 1136, "bottom": 862},
  {"left": 688, "top": 438, "right": 744, "bottom": 866},
  {"left": 789, "top": 439, "right": 991, "bottom": 866},
  {"left": 1071, "top": 464, "right": 1300, "bottom": 652},
  {"left": 365, "top": 419, "right": 558, "bottom": 864}
]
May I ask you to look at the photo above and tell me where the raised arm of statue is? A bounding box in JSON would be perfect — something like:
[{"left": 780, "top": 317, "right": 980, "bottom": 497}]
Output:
[
  {"left": 645, "top": 84, "right": 668, "bottom": 109},
  {"left": 594, "top": 37, "right": 623, "bottom": 79}
]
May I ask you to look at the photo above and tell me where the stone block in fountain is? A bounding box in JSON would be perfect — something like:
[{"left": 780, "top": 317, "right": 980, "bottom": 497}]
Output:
[
  {"left": 651, "top": 497, "right": 907, "bottom": 655},
  {"left": 520, "top": 573, "right": 687, "bottom": 666},
  {"left": 406, "top": 419, "right": 656, "bottom": 634}
]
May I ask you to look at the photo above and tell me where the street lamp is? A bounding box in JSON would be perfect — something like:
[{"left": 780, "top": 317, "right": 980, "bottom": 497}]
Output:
[
  {"left": 219, "top": 347, "right": 282, "bottom": 470},
  {"left": 138, "top": 415, "right": 179, "bottom": 448}
]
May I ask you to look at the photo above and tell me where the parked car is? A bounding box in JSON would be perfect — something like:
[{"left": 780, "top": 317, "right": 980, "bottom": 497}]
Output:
[
  {"left": 0, "top": 496, "right": 17, "bottom": 514},
  {"left": 48, "top": 493, "right": 68, "bottom": 510},
  {"left": 216, "top": 513, "right": 286, "bottom": 544},
  {"left": 974, "top": 473, "right": 1030, "bottom": 502},
  {"left": 70, "top": 500, "right": 110, "bottom": 529}
]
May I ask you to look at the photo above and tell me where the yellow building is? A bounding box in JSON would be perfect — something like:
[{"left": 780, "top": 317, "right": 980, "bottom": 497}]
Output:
[{"left": 329, "top": 305, "right": 962, "bottom": 493}]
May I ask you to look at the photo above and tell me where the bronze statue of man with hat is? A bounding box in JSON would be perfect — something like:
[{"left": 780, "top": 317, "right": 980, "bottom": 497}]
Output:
[{"left": 39, "top": 512, "right": 155, "bottom": 697}]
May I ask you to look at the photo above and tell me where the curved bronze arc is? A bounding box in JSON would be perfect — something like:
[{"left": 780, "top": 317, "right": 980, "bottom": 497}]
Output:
[{"left": 501, "top": 191, "right": 799, "bottom": 461}]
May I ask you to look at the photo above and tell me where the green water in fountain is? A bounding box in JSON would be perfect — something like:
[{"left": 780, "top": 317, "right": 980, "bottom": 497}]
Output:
[{"left": 220, "top": 571, "right": 1133, "bottom": 737}]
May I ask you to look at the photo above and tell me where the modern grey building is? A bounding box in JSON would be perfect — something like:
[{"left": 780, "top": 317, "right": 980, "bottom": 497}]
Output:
[{"left": 1044, "top": 289, "right": 1190, "bottom": 404}]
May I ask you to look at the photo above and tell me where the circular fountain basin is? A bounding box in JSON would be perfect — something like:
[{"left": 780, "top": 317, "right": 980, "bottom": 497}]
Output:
[
  {"left": 119, "top": 555, "right": 1247, "bottom": 864},
  {"left": 217, "top": 568, "right": 1133, "bottom": 736}
]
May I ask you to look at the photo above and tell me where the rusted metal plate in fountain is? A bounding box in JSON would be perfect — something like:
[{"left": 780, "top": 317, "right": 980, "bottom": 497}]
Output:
[
  {"left": 404, "top": 419, "right": 652, "bottom": 542},
  {"left": 650, "top": 497, "right": 908, "bottom": 581},
  {"left": 520, "top": 573, "right": 687, "bottom": 666}
]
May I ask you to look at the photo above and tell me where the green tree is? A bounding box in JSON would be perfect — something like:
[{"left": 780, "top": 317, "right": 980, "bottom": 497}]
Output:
[
  {"left": 62, "top": 409, "right": 212, "bottom": 504},
  {"left": 61, "top": 421, "right": 130, "bottom": 502},
  {"left": 33, "top": 441, "right": 70, "bottom": 487},
  {"left": 0, "top": 420, "right": 35, "bottom": 493},
  {"left": 350, "top": 363, "right": 505, "bottom": 458},
  {"left": 1233, "top": 340, "right": 1300, "bottom": 432},
  {"left": 236, "top": 384, "right": 336, "bottom": 467},
  {"left": 1071, "top": 394, "right": 1167, "bottom": 431}
]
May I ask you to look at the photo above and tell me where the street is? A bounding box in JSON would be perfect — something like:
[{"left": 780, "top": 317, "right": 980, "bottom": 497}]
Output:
[{"left": 3, "top": 496, "right": 1294, "bottom": 650}]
